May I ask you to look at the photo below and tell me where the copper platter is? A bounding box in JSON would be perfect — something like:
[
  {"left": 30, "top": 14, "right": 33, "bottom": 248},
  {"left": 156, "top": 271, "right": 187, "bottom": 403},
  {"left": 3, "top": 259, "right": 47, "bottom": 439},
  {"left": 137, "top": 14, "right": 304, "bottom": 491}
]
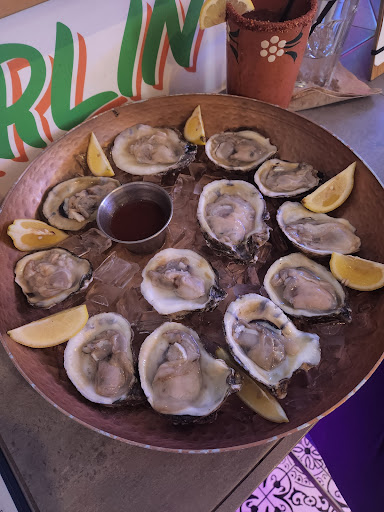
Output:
[{"left": 1, "top": 94, "right": 383, "bottom": 453}]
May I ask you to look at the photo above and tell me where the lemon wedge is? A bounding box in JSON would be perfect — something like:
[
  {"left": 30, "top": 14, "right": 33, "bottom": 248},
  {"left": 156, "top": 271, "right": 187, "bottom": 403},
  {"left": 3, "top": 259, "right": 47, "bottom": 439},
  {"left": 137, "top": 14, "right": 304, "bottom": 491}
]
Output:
[
  {"left": 302, "top": 162, "right": 356, "bottom": 213},
  {"left": 199, "top": 0, "right": 255, "bottom": 29},
  {"left": 330, "top": 253, "right": 384, "bottom": 291},
  {"left": 183, "top": 105, "right": 206, "bottom": 145},
  {"left": 8, "top": 219, "right": 68, "bottom": 251},
  {"left": 7, "top": 305, "right": 89, "bottom": 348},
  {"left": 216, "top": 347, "right": 288, "bottom": 423},
  {"left": 87, "top": 132, "right": 115, "bottom": 177}
]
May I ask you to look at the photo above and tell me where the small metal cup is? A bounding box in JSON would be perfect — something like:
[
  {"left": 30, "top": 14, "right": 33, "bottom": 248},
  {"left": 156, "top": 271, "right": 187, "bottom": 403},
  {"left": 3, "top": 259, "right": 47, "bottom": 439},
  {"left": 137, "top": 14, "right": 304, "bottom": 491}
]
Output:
[{"left": 97, "top": 182, "right": 173, "bottom": 254}]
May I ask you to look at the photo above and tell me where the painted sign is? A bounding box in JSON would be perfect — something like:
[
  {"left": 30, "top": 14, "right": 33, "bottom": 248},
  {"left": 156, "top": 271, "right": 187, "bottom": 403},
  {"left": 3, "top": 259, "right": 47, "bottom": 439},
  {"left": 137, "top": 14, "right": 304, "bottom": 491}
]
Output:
[{"left": 0, "top": 0, "right": 225, "bottom": 199}]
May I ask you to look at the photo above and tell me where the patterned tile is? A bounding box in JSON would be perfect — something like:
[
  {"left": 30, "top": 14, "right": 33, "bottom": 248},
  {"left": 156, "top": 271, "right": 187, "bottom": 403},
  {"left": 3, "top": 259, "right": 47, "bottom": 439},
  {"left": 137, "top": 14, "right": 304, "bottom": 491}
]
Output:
[
  {"left": 314, "top": 468, "right": 332, "bottom": 490},
  {"left": 267, "top": 473, "right": 337, "bottom": 512},
  {"left": 239, "top": 488, "right": 267, "bottom": 512},
  {"left": 278, "top": 455, "right": 296, "bottom": 474},
  {"left": 291, "top": 437, "right": 351, "bottom": 511},
  {"left": 259, "top": 456, "right": 295, "bottom": 495},
  {"left": 287, "top": 464, "right": 315, "bottom": 490},
  {"left": 237, "top": 436, "right": 351, "bottom": 512},
  {"left": 292, "top": 436, "right": 329, "bottom": 473}
]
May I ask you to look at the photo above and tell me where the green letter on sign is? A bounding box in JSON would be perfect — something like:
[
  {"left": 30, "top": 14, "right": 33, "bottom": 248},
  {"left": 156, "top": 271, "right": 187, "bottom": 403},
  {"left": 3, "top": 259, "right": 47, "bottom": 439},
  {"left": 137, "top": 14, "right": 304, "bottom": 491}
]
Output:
[
  {"left": 118, "top": 0, "right": 143, "bottom": 97},
  {"left": 51, "top": 23, "right": 117, "bottom": 131},
  {"left": 142, "top": 0, "right": 204, "bottom": 85},
  {"left": 0, "top": 44, "right": 46, "bottom": 159}
]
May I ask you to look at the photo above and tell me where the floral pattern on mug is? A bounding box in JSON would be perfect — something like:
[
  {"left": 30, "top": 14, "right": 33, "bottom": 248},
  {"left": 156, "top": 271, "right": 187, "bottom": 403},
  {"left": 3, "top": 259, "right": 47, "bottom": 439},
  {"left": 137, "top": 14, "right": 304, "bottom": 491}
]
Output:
[{"left": 260, "top": 32, "right": 303, "bottom": 62}]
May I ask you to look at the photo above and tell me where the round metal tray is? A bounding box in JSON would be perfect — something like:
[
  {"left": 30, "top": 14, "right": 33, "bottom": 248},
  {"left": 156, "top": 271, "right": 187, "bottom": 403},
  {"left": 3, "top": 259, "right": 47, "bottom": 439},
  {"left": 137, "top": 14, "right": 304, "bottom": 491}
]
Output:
[{"left": 1, "top": 94, "right": 383, "bottom": 453}]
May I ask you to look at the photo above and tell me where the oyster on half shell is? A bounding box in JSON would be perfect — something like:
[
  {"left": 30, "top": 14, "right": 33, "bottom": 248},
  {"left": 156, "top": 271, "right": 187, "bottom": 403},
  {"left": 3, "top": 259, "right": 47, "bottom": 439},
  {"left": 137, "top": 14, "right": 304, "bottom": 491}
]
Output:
[
  {"left": 141, "top": 248, "right": 225, "bottom": 318},
  {"left": 224, "top": 294, "right": 320, "bottom": 398},
  {"left": 43, "top": 176, "right": 120, "bottom": 231},
  {"left": 205, "top": 130, "right": 277, "bottom": 171},
  {"left": 277, "top": 202, "right": 361, "bottom": 256},
  {"left": 139, "top": 322, "right": 239, "bottom": 419},
  {"left": 197, "top": 180, "right": 270, "bottom": 262},
  {"left": 111, "top": 124, "right": 197, "bottom": 175},
  {"left": 264, "top": 253, "right": 350, "bottom": 320},
  {"left": 15, "top": 248, "right": 92, "bottom": 308},
  {"left": 255, "top": 159, "right": 320, "bottom": 198},
  {"left": 64, "top": 313, "right": 136, "bottom": 405}
]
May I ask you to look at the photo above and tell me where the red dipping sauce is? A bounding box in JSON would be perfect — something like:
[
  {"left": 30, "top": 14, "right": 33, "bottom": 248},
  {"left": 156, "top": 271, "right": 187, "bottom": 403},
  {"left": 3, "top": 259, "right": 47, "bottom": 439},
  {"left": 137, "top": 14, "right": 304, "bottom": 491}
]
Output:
[{"left": 109, "top": 200, "right": 168, "bottom": 241}]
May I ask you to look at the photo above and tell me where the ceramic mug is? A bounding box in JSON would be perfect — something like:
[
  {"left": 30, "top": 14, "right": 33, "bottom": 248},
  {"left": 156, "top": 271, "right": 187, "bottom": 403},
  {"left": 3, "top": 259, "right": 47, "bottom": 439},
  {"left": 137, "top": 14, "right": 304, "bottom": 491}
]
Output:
[{"left": 226, "top": 0, "right": 318, "bottom": 108}]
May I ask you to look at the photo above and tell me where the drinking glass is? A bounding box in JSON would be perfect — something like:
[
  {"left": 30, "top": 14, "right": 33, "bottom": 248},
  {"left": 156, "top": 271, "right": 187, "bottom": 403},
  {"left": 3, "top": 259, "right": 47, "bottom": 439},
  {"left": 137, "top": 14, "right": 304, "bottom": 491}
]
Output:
[{"left": 297, "top": 0, "right": 360, "bottom": 87}]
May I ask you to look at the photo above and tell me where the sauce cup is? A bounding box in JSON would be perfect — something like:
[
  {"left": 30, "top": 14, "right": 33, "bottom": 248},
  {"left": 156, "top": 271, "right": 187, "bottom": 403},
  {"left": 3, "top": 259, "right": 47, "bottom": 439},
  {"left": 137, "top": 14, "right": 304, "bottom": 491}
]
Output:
[{"left": 97, "top": 182, "right": 173, "bottom": 254}]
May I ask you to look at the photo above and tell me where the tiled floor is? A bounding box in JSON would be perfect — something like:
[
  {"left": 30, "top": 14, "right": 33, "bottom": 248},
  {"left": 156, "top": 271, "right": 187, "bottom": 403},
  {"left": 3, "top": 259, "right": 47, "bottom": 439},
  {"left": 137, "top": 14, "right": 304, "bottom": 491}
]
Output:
[
  {"left": 238, "top": 2, "right": 381, "bottom": 511},
  {"left": 237, "top": 436, "right": 351, "bottom": 512}
]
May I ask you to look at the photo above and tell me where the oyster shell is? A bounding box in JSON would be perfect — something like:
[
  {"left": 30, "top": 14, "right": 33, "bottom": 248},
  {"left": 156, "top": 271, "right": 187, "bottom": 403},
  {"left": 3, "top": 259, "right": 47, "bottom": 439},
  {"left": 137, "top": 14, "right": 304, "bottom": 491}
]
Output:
[
  {"left": 264, "top": 253, "right": 349, "bottom": 320},
  {"left": 111, "top": 124, "right": 197, "bottom": 175},
  {"left": 197, "top": 179, "right": 270, "bottom": 262},
  {"left": 224, "top": 294, "right": 320, "bottom": 398},
  {"left": 254, "top": 159, "right": 320, "bottom": 198},
  {"left": 139, "top": 322, "right": 239, "bottom": 419},
  {"left": 205, "top": 130, "right": 277, "bottom": 171},
  {"left": 141, "top": 248, "right": 225, "bottom": 318},
  {"left": 64, "top": 313, "right": 136, "bottom": 405},
  {"left": 15, "top": 248, "right": 92, "bottom": 308},
  {"left": 43, "top": 177, "right": 120, "bottom": 231},
  {"left": 277, "top": 202, "right": 361, "bottom": 256}
]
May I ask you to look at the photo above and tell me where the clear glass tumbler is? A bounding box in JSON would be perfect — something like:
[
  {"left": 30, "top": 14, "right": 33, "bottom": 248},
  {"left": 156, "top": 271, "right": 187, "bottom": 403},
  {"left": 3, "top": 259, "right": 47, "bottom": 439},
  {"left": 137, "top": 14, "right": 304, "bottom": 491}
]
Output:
[{"left": 296, "top": 0, "right": 360, "bottom": 87}]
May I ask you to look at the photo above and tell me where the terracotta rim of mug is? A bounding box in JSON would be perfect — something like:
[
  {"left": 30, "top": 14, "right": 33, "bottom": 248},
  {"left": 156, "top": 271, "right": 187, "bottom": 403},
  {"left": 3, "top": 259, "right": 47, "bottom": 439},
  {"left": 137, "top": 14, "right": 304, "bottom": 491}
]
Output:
[{"left": 226, "top": 0, "right": 317, "bottom": 32}]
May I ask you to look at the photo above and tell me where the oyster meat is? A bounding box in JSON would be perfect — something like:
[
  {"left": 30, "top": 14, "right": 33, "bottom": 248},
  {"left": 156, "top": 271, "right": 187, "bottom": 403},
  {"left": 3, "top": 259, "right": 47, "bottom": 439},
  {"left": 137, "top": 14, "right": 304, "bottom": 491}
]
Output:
[
  {"left": 224, "top": 294, "right": 320, "bottom": 398},
  {"left": 64, "top": 313, "right": 136, "bottom": 405},
  {"left": 205, "top": 130, "right": 277, "bottom": 171},
  {"left": 139, "top": 322, "right": 239, "bottom": 418},
  {"left": 141, "top": 248, "right": 225, "bottom": 317},
  {"left": 197, "top": 179, "right": 270, "bottom": 261},
  {"left": 111, "top": 124, "right": 197, "bottom": 175},
  {"left": 43, "top": 177, "right": 120, "bottom": 231},
  {"left": 14, "top": 248, "right": 92, "bottom": 308},
  {"left": 277, "top": 202, "right": 361, "bottom": 256},
  {"left": 254, "top": 159, "right": 320, "bottom": 197},
  {"left": 264, "top": 253, "right": 349, "bottom": 320}
]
